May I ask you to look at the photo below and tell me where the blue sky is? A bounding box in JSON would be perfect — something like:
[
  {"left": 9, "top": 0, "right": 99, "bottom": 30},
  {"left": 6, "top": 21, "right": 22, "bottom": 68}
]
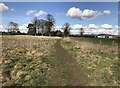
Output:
[
  {"left": 2, "top": 2, "right": 118, "bottom": 26},
  {"left": 0, "top": 2, "right": 119, "bottom": 35}
]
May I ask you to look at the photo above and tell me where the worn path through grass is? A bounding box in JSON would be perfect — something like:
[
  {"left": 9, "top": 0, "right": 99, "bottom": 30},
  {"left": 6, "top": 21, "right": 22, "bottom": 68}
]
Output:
[{"left": 50, "top": 39, "right": 85, "bottom": 86}]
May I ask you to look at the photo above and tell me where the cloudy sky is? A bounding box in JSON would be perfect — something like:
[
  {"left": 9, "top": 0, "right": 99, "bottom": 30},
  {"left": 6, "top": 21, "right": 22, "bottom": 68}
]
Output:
[{"left": 0, "top": 2, "right": 119, "bottom": 35}]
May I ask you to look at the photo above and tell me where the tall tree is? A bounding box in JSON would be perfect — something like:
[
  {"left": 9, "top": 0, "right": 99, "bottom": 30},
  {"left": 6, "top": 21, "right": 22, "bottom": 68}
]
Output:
[
  {"left": 39, "top": 19, "right": 47, "bottom": 35},
  {"left": 45, "top": 14, "right": 55, "bottom": 36},
  {"left": 80, "top": 28, "right": 84, "bottom": 36},
  {"left": 7, "top": 22, "right": 19, "bottom": 34},
  {"left": 32, "top": 17, "right": 40, "bottom": 34},
  {"left": 62, "top": 23, "right": 71, "bottom": 37}
]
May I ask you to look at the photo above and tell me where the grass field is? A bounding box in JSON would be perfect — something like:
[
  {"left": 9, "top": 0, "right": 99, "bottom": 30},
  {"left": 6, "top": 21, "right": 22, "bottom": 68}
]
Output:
[
  {"left": 72, "top": 37, "right": 119, "bottom": 46},
  {"left": 61, "top": 37, "right": 119, "bottom": 86},
  {"left": 1, "top": 35, "right": 119, "bottom": 86}
]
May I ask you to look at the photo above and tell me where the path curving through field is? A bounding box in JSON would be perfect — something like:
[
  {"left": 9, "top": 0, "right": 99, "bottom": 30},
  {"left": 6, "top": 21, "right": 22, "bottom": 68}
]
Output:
[{"left": 51, "top": 39, "right": 85, "bottom": 86}]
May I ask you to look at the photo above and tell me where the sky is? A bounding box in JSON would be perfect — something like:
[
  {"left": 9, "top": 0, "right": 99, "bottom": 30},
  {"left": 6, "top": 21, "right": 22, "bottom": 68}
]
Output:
[{"left": 0, "top": 2, "right": 119, "bottom": 35}]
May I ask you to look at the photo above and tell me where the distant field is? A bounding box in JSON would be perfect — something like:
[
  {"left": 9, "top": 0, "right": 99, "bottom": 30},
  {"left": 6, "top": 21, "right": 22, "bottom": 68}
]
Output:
[
  {"left": 1, "top": 35, "right": 119, "bottom": 86},
  {"left": 72, "top": 37, "right": 119, "bottom": 46}
]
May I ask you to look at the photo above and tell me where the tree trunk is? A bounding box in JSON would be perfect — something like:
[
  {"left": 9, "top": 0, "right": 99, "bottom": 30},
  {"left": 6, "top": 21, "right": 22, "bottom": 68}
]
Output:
[{"left": 49, "top": 32, "right": 51, "bottom": 36}]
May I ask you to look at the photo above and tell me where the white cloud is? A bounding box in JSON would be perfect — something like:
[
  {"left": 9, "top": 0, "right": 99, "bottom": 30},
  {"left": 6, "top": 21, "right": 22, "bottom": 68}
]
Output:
[
  {"left": 103, "top": 10, "right": 111, "bottom": 15},
  {"left": 114, "top": 25, "right": 118, "bottom": 29},
  {"left": 1, "top": 24, "right": 29, "bottom": 33},
  {"left": 0, "top": 25, "right": 4, "bottom": 30},
  {"left": 26, "top": 10, "right": 36, "bottom": 15},
  {"left": 19, "top": 24, "right": 28, "bottom": 33},
  {"left": 0, "top": 25, "right": 7, "bottom": 32},
  {"left": 66, "top": 7, "right": 82, "bottom": 18},
  {"left": 55, "top": 26, "right": 62, "bottom": 29},
  {"left": 84, "top": 28, "right": 119, "bottom": 35},
  {"left": 101, "top": 24, "right": 113, "bottom": 29},
  {"left": 0, "top": 3, "right": 15, "bottom": 12},
  {"left": 105, "top": 29, "right": 117, "bottom": 35},
  {"left": 82, "top": 9, "right": 100, "bottom": 20},
  {"left": 88, "top": 24, "right": 98, "bottom": 29},
  {"left": 26, "top": 10, "right": 47, "bottom": 17},
  {"left": 70, "top": 30, "right": 80, "bottom": 34},
  {"left": 66, "top": 7, "right": 101, "bottom": 20},
  {"left": 66, "top": 7, "right": 111, "bottom": 20},
  {"left": 0, "top": 3, "right": 9, "bottom": 12},
  {"left": 54, "top": 26, "right": 63, "bottom": 32},
  {"left": 35, "top": 10, "right": 47, "bottom": 17},
  {"left": 85, "top": 24, "right": 118, "bottom": 35},
  {"left": 72, "top": 24, "right": 83, "bottom": 29}
]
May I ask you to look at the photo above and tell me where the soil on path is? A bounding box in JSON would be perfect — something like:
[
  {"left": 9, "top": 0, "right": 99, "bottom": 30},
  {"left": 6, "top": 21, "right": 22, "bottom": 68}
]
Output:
[{"left": 51, "top": 39, "right": 85, "bottom": 86}]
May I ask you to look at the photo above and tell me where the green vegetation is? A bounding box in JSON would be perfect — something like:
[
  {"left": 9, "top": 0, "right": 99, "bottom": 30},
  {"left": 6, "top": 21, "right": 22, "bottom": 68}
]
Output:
[
  {"left": 61, "top": 37, "right": 119, "bottom": 86},
  {"left": 72, "top": 37, "right": 119, "bottom": 46}
]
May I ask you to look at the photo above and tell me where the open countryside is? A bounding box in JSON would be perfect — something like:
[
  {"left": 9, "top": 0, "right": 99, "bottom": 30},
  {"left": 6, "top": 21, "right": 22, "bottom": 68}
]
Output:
[
  {"left": 2, "top": 35, "right": 119, "bottom": 86},
  {"left": 1, "top": 2, "right": 119, "bottom": 87}
]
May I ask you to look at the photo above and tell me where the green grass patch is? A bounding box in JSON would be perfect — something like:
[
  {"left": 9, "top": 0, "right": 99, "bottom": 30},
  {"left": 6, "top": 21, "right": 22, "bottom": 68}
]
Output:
[
  {"left": 61, "top": 38, "right": 119, "bottom": 86},
  {"left": 72, "top": 37, "right": 119, "bottom": 46}
]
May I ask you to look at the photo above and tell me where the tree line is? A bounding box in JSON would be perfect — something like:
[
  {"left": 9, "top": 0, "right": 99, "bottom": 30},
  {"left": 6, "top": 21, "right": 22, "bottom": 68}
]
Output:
[{"left": 2, "top": 14, "right": 84, "bottom": 37}]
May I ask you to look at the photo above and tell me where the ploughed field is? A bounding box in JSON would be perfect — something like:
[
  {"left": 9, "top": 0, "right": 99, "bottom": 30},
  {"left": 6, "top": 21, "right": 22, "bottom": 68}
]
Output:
[{"left": 1, "top": 35, "right": 119, "bottom": 86}]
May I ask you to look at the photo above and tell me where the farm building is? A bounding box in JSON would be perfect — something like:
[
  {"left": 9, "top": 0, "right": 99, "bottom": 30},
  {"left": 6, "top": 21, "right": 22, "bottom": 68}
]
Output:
[{"left": 97, "top": 34, "right": 114, "bottom": 38}]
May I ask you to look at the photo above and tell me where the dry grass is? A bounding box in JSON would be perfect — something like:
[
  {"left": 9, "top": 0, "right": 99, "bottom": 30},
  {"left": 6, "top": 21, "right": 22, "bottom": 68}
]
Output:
[
  {"left": 2, "top": 35, "right": 59, "bottom": 86},
  {"left": 65, "top": 38, "right": 118, "bottom": 54}
]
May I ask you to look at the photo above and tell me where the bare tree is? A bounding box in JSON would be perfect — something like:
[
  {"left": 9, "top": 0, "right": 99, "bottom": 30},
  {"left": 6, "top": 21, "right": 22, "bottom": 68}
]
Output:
[
  {"left": 32, "top": 17, "right": 41, "bottom": 34},
  {"left": 32, "top": 17, "right": 48, "bottom": 35},
  {"left": 80, "top": 28, "right": 84, "bottom": 36},
  {"left": 62, "top": 23, "right": 71, "bottom": 37},
  {"left": 45, "top": 14, "right": 55, "bottom": 36},
  {"left": 30, "top": 14, "right": 55, "bottom": 36},
  {"left": 39, "top": 19, "right": 47, "bottom": 35},
  {"left": 7, "top": 22, "right": 19, "bottom": 34}
]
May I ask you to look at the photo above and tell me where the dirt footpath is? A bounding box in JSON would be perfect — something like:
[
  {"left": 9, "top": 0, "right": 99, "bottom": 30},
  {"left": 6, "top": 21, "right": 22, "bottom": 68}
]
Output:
[{"left": 51, "top": 39, "right": 85, "bottom": 86}]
